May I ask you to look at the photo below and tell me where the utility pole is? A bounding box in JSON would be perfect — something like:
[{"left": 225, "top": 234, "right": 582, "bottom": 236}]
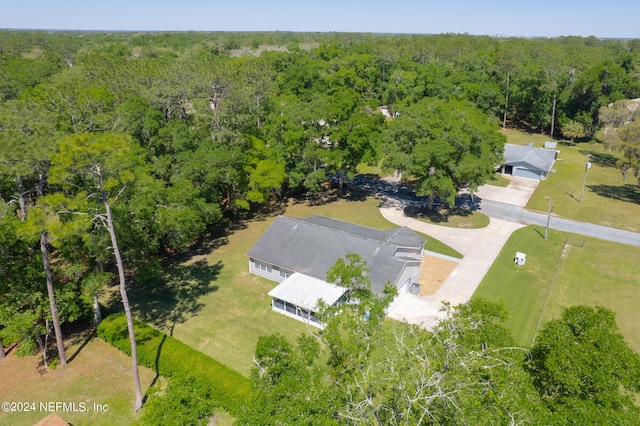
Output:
[
  {"left": 545, "top": 196, "right": 552, "bottom": 240},
  {"left": 579, "top": 153, "right": 591, "bottom": 203}
]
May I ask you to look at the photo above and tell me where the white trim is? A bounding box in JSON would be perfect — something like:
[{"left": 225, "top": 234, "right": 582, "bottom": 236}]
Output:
[{"left": 268, "top": 273, "right": 346, "bottom": 311}]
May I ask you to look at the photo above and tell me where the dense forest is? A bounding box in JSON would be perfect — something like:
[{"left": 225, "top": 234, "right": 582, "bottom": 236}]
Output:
[{"left": 1, "top": 30, "right": 640, "bottom": 424}]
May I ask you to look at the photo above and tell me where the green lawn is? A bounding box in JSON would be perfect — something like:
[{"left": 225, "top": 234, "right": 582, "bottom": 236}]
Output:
[
  {"left": 0, "top": 335, "right": 156, "bottom": 426},
  {"left": 505, "top": 129, "right": 640, "bottom": 232},
  {"left": 127, "top": 215, "right": 309, "bottom": 378},
  {"left": 356, "top": 162, "right": 383, "bottom": 177},
  {"left": 473, "top": 225, "right": 640, "bottom": 351},
  {"left": 485, "top": 172, "right": 511, "bottom": 188},
  {"left": 127, "top": 195, "right": 461, "bottom": 377}
]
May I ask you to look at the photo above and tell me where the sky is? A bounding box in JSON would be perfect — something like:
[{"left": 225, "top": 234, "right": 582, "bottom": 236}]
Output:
[{"left": 1, "top": 0, "right": 638, "bottom": 39}]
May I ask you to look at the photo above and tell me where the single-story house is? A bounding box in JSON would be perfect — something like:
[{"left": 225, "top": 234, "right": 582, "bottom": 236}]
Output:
[
  {"left": 499, "top": 143, "right": 558, "bottom": 180},
  {"left": 247, "top": 215, "right": 426, "bottom": 326}
]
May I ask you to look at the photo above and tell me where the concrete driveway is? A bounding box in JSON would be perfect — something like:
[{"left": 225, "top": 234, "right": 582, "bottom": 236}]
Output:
[
  {"left": 380, "top": 173, "right": 640, "bottom": 328},
  {"left": 460, "top": 175, "right": 539, "bottom": 207},
  {"left": 384, "top": 176, "right": 539, "bottom": 329},
  {"left": 383, "top": 201, "right": 524, "bottom": 329}
]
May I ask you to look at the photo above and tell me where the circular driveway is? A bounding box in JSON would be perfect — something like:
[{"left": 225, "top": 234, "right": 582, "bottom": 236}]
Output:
[
  {"left": 381, "top": 174, "right": 640, "bottom": 328},
  {"left": 384, "top": 175, "right": 538, "bottom": 329}
]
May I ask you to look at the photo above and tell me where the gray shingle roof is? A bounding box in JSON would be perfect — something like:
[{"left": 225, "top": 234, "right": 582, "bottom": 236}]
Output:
[
  {"left": 503, "top": 144, "right": 557, "bottom": 173},
  {"left": 384, "top": 227, "right": 428, "bottom": 248},
  {"left": 247, "top": 215, "right": 425, "bottom": 294}
]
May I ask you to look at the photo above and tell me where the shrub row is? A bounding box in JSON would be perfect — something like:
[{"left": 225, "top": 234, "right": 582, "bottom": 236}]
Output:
[{"left": 97, "top": 313, "right": 252, "bottom": 416}]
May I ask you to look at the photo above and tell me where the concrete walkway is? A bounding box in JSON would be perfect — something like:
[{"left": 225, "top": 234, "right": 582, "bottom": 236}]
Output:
[{"left": 383, "top": 200, "right": 524, "bottom": 329}]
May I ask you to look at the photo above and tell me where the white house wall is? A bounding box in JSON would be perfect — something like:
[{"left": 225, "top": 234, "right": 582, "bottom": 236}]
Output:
[
  {"left": 386, "top": 261, "right": 421, "bottom": 311},
  {"left": 397, "top": 262, "right": 421, "bottom": 292},
  {"left": 248, "top": 258, "right": 293, "bottom": 283}
]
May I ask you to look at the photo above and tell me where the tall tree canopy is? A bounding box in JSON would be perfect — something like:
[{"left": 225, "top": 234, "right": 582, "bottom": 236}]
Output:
[
  {"left": 528, "top": 306, "right": 640, "bottom": 423},
  {"left": 384, "top": 98, "right": 505, "bottom": 209}
]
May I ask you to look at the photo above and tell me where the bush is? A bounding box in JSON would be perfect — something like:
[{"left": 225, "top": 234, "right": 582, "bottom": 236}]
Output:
[
  {"left": 138, "top": 375, "right": 216, "bottom": 426},
  {"left": 97, "top": 313, "right": 251, "bottom": 415}
]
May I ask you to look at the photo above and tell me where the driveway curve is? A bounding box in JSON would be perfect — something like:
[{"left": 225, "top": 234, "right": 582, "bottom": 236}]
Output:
[
  {"left": 382, "top": 199, "right": 524, "bottom": 329},
  {"left": 373, "top": 174, "right": 640, "bottom": 329}
]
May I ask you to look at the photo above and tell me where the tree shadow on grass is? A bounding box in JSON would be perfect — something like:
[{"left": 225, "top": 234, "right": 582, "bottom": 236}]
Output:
[
  {"left": 404, "top": 204, "right": 473, "bottom": 224},
  {"left": 588, "top": 184, "right": 640, "bottom": 205},
  {"left": 142, "top": 333, "right": 167, "bottom": 404},
  {"left": 344, "top": 185, "right": 369, "bottom": 202},
  {"left": 165, "top": 227, "right": 230, "bottom": 264},
  {"left": 126, "top": 259, "right": 223, "bottom": 335},
  {"left": 3, "top": 342, "right": 18, "bottom": 357},
  {"left": 579, "top": 150, "right": 619, "bottom": 168},
  {"left": 66, "top": 326, "right": 97, "bottom": 363},
  {"left": 558, "top": 136, "right": 591, "bottom": 147},
  {"left": 291, "top": 189, "right": 339, "bottom": 206},
  {"left": 248, "top": 198, "right": 288, "bottom": 222}
]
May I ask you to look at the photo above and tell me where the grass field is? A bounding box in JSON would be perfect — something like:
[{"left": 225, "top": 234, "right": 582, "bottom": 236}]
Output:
[
  {"left": 3, "top": 193, "right": 461, "bottom": 426},
  {"left": 473, "top": 225, "right": 640, "bottom": 351},
  {"left": 0, "top": 333, "right": 156, "bottom": 426},
  {"left": 504, "top": 129, "right": 640, "bottom": 232},
  {"left": 125, "top": 195, "right": 462, "bottom": 377}
]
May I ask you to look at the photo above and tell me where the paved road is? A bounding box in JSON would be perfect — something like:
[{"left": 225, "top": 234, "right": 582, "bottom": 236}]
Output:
[
  {"left": 367, "top": 179, "right": 530, "bottom": 329},
  {"left": 361, "top": 175, "right": 640, "bottom": 329},
  {"left": 472, "top": 197, "right": 640, "bottom": 247},
  {"left": 356, "top": 176, "right": 640, "bottom": 247}
]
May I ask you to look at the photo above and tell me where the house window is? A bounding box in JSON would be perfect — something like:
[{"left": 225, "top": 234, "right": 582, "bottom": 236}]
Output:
[
  {"left": 296, "top": 307, "right": 320, "bottom": 323},
  {"left": 273, "top": 298, "right": 321, "bottom": 324},
  {"left": 285, "top": 302, "right": 297, "bottom": 315},
  {"left": 279, "top": 268, "right": 292, "bottom": 278},
  {"left": 297, "top": 307, "right": 309, "bottom": 319},
  {"left": 254, "top": 259, "right": 272, "bottom": 273}
]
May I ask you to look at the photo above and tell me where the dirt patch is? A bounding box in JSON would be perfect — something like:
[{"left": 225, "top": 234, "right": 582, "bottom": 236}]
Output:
[{"left": 418, "top": 255, "right": 459, "bottom": 296}]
